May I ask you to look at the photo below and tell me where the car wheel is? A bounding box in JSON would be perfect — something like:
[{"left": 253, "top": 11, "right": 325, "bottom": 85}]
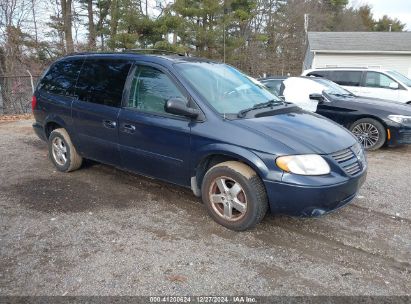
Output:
[
  {"left": 49, "top": 128, "right": 83, "bottom": 172},
  {"left": 201, "top": 161, "right": 268, "bottom": 231},
  {"left": 350, "top": 118, "right": 386, "bottom": 151}
]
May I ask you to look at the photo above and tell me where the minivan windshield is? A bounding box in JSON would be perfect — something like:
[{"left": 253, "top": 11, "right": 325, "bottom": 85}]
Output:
[
  {"left": 312, "top": 78, "right": 354, "bottom": 97},
  {"left": 386, "top": 70, "right": 411, "bottom": 87},
  {"left": 175, "top": 62, "right": 283, "bottom": 115}
]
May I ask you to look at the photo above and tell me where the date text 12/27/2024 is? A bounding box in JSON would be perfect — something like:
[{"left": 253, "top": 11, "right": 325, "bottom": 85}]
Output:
[{"left": 149, "top": 296, "right": 257, "bottom": 303}]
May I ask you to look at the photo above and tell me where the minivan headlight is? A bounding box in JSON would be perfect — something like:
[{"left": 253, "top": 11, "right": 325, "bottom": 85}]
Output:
[
  {"left": 276, "top": 154, "right": 330, "bottom": 175},
  {"left": 388, "top": 115, "right": 411, "bottom": 125}
]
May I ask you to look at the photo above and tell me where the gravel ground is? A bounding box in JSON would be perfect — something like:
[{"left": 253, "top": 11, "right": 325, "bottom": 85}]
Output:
[{"left": 0, "top": 119, "right": 410, "bottom": 296}]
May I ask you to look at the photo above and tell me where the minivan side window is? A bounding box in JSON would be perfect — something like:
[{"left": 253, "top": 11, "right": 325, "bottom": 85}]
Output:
[
  {"left": 364, "top": 72, "right": 396, "bottom": 88},
  {"left": 38, "top": 59, "right": 83, "bottom": 96},
  {"left": 75, "top": 59, "right": 131, "bottom": 107},
  {"left": 329, "top": 71, "right": 362, "bottom": 87},
  {"left": 127, "top": 65, "right": 186, "bottom": 114}
]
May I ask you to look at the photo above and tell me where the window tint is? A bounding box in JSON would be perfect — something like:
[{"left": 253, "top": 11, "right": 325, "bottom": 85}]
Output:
[
  {"left": 127, "top": 65, "right": 185, "bottom": 114},
  {"left": 76, "top": 59, "right": 131, "bottom": 107},
  {"left": 329, "top": 71, "right": 362, "bottom": 86},
  {"left": 38, "top": 59, "right": 83, "bottom": 96},
  {"left": 365, "top": 72, "right": 396, "bottom": 88}
]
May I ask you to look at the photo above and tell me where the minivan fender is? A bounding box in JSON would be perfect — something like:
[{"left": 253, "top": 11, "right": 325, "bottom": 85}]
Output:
[
  {"left": 192, "top": 143, "right": 270, "bottom": 189},
  {"left": 43, "top": 114, "right": 74, "bottom": 139},
  {"left": 44, "top": 114, "right": 67, "bottom": 128}
]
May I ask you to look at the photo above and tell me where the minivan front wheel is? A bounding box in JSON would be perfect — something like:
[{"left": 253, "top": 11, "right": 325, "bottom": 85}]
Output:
[
  {"left": 350, "top": 118, "right": 386, "bottom": 151},
  {"left": 201, "top": 161, "right": 268, "bottom": 231},
  {"left": 48, "top": 128, "right": 83, "bottom": 172}
]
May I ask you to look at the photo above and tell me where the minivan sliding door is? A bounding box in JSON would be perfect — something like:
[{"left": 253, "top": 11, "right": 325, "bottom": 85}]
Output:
[
  {"left": 329, "top": 71, "right": 363, "bottom": 95},
  {"left": 72, "top": 58, "right": 131, "bottom": 166}
]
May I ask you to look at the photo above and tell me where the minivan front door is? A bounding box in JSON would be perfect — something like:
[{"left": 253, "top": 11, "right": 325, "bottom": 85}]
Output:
[
  {"left": 72, "top": 58, "right": 131, "bottom": 166},
  {"left": 118, "top": 64, "right": 192, "bottom": 186}
]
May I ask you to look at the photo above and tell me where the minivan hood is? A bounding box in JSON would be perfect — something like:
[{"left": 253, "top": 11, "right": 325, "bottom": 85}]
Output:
[{"left": 233, "top": 108, "right": 357, "bottom": 155}]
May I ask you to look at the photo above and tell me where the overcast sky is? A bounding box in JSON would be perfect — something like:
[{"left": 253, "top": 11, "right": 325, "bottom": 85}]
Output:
[{"left": 350, "top": 0, "right": 411, "bottom": 31}]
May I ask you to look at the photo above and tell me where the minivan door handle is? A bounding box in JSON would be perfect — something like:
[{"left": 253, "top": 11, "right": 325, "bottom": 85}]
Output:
[
  {"left": 103, "top": 120, "right": 117, "bottom": 129},
  {"left": 122, "top": 124, "right": 136, "bottom": 133}
]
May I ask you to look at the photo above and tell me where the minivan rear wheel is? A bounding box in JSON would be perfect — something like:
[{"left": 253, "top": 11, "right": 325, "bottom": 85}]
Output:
[
  {"left": 201, "top": 161, "right": 268, "bottom": 231},
  {"left": 49, "top": 128, "right": 83, "bottom": 172},
  {"left": 350, "top": 118, "right": 386, "bottom": 151}
]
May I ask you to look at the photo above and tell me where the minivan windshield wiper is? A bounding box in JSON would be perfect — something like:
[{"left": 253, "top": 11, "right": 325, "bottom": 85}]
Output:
[{"left": 237, "top": 100, "right": 284, "bottom": 118}]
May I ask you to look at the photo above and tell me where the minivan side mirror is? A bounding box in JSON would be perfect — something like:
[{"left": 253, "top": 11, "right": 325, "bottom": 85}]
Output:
[
  {"left": 165, "top": 98, "right": 200, "bottom": 118},
  {"left": 389, "top": 82, "right": 399, "bottom": 89},
  {"left": 309, "top": 93, "right": 324, "bottom": 102}
]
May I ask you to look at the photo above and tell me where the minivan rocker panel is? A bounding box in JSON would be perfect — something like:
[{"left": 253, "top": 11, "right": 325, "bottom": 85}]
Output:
[{"left": 32, "top": 53, "right": 367, "bottom": 230}]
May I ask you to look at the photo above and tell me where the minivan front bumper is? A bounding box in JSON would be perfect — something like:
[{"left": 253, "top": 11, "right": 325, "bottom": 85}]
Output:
[{"left": 264, "top": 170, "right": 366, "bottom": 216}]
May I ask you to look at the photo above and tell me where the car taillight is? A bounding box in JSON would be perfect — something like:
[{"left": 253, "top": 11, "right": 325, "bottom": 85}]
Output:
[{"left": 31, "top": 95, "right": 37, "bottom": 112}]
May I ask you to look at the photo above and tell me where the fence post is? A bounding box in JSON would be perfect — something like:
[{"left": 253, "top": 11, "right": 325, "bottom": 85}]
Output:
[{"left": 26, "top": 70, "right": 35, "bottom": 94}]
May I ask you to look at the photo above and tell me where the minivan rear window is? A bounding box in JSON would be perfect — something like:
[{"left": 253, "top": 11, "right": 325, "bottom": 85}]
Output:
[
  {"left": 38, "top": 59, "right": 84, "bottom": 96},
  {"left": 75, "top": 59, "right": 131, "bottom": 107},
  {"left": 329, "top": 71, "right": 362, "bottom": 87}
]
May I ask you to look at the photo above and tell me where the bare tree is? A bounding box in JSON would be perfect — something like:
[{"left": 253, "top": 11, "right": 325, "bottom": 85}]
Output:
[
  {"left": 30, "top": 0, "right": 39, "bottom": 45},
  {"left": 87, "top": 0, "right": 96, "bottom": 48},
  {"left": 0, "top": 0, "right": 31, "bottom": 113},
  {"left": 61, "top": 0, "right": 74, "bottom": 52}
]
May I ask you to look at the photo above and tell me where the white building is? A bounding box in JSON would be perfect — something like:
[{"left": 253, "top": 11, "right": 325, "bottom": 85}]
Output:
[{"left": 303, "top": 32, "right": 411, "bottom": 77}]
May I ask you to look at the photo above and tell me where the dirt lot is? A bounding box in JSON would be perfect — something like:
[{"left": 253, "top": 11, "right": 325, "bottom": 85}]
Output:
[{"left": 0, "top": 119, "right": 410, "bottom": 296}]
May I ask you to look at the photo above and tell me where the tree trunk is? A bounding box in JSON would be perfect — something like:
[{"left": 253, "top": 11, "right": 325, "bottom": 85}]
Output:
[
  {"left": 96, "top": 0, "right": 110, "bottom": 50},
  {"left": 109, "top": 0, "right": 119, "bottom": 49},
  {"left": 31, "top": 0, "right": 38, "bottom": 46},
  {"left": 61, "top": 0, "right": 74, "bottom": 53},
  {"left": 87, "top": 0, "right": 96, "bottom": 49},
  {"left": 145, "top": 0, "right": 148, "bottom": 16},
  {"left": 0, "top": 29, "right": 17, "bottom": 114}
]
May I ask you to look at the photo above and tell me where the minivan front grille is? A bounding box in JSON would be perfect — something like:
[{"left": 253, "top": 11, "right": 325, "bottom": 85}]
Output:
[
  {"left": 331, "top": 143, "right": 365, "bottom": 176},
  {"left": 343, "top": 161, "right": 361, "bottom": 175},
  {"left": 331, "top": 148, "right": 355, "bottom": 163}
]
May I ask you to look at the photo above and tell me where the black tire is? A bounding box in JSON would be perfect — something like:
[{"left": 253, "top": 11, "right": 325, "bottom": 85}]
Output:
[
  {"left": 48, "top": 128, "right": 83, "bottom": 172},
  {"left": 201, "top": 161, "right": 268, "bottom": 231},
  {"left": 349, "top": 118, "right": 386, "bottom": 151}
]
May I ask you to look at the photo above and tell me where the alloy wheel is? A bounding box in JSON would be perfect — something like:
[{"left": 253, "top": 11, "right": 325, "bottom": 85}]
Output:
[
  {"left": 51, "top": 137, "right": 67, "bottom": 166},
  {"left": 351, "top": 122, "right": 380, "bottom": 149},
  {"left": 209, "top": 176, "right": 247, "bottom": 221}
]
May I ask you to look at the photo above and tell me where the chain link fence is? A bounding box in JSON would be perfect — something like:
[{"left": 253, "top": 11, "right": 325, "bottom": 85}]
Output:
[{"left": 0, "top": 75, "right": 40, "bottom": 115}]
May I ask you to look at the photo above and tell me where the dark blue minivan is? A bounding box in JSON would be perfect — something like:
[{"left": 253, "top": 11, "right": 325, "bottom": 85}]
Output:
[{"left": 32, "top": 52, "right": 367, "bottom": 230}]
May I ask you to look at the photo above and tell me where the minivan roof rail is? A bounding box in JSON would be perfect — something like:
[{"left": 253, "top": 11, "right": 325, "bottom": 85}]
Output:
[{"left": 122, "top": 48, "right": 187, "bottom": 56}]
